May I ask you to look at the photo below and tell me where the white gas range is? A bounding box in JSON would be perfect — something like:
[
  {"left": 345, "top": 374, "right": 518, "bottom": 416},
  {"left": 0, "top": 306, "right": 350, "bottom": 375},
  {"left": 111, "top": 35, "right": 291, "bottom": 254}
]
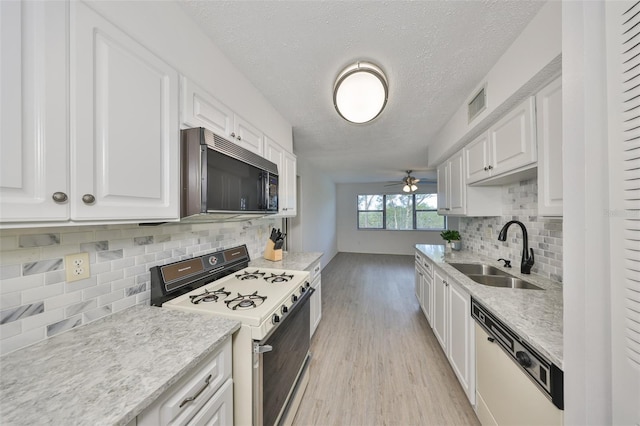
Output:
[{"left": 150, "top": 245, "right": 313, "bottom": 426}]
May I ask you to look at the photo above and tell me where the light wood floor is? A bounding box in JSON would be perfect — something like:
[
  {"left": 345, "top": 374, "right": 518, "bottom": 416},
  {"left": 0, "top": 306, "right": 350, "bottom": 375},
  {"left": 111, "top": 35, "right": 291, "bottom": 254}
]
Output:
[{"left": 292, "top": 252, "right": 480, "bottom": 426}]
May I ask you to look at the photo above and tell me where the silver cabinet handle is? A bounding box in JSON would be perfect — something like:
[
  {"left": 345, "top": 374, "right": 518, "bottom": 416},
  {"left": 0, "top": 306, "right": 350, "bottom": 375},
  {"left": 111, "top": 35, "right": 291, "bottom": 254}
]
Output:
[
  {"left": 230, "top": 132, "right": 236, "bottom": 138},
  {"left": 488, "top": 165, "right": 493, "bottom": 170},
  {"left": 52, "top": 192, "right": 68, "bottom": 203},
  {"left": 237, "top": 135, "right": 242, "bottom": 141},
  {"left": 179, "top": 374, "right": 212, "bottom": 408},
  {"left": 483, "top": 166, "right": 488, "bottom": 171},
  {"left": 82, "top": 194, "right": 96, "bottom": 204},
  {"left": 423, "top": 262, "right": 430, "bottom": 269}
]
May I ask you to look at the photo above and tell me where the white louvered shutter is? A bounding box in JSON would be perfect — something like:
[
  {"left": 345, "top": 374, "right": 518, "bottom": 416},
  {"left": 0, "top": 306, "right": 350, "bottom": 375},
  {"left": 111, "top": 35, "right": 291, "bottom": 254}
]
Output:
[{"left": 609, "top": 1, "right": 640, "bottom": 423}]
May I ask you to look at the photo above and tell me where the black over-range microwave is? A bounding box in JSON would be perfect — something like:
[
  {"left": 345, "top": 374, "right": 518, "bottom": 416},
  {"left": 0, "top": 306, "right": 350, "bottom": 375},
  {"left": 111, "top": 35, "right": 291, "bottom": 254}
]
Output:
[{"left": 180, "top": 127, "right": 278, "bottom": 221}]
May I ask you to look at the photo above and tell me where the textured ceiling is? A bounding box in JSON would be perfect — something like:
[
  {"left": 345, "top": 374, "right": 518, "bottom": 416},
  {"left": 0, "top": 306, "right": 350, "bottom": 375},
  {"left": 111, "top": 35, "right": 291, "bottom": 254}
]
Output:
[{"left": 179, "top": 0, "right": 545, "bottom": 184}]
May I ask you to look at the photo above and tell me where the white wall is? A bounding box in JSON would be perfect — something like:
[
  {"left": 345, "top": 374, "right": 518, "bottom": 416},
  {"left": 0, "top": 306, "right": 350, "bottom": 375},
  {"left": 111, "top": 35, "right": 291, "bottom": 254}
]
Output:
[
  {"left": 428, "top": 1, "right": 561, "bottom": 166},
  {"left": 86, "top": 0, "right": 293, "bottom": 149},
  {"left": 290, "top": 159, "right": 338, "bottom": 268},
  {"left": 336, "top": 183, "right": 455, "bottom": 255}
]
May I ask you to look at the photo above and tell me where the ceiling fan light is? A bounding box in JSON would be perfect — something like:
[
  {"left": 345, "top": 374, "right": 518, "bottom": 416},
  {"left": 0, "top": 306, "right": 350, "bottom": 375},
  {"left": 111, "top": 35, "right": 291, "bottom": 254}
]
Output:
[
  {"left": 403, "top": 184, "right": 411, "bottom": 193},
  {"left": 411, "top": 184, "right": 418, "bottom": 192},
  {"left": 333, "top": 61, "right": 388, "bottom": 124}
]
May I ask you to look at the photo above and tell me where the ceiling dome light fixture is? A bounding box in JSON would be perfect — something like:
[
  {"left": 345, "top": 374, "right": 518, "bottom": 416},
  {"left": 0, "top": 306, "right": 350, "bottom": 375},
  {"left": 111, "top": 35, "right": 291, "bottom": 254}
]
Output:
[{"left": 333, "top": 61, "right": 388, "bottom": 124}]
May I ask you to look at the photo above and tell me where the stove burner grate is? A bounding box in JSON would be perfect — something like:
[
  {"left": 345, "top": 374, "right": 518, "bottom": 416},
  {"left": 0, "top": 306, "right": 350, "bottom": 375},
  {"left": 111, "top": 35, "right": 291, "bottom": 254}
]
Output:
[
  {"left": 189, "top": 287, "right": 231, "bottom": 304},
  {"left": 225, "top": 291, "right": 267, "bottom": 310},
  {"left": 236, "top": 270, "right": 266, "bottom": 280},
  {"left": 264, "top": 272, "right": 294, "bottom": 283}
]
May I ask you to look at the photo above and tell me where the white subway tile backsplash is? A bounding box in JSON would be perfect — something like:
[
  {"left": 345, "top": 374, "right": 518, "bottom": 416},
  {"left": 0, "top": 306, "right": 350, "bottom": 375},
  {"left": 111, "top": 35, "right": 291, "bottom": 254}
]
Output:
[
  {"left": 44, "top": 291, "right": 83, "bottom": 311},
  {"left": 22, "top": 283, "right": 64, "bottom": 304},
  {"left": 22, "top": 309, "right": 64, "bottom": 332},
  {"left": 83, "top": 305, "right": 112, "bottom": 323},
  {"left": 19, "top": 234, "right": 60, "bottom": 248},
  {"left": 97, "top": 270, "right": 124, "bottom": 285},
  {"left": 0, "top": 275, "right": 44, "bottom": 295},
  {"left": 112, "top": 295, "right": 137, "bottom": 313},
  {"left": 0, "top": 218, "right": 279, "bottom": 354},
  {"left": 460, "top": 179, "right": 563, "bottom": 282},
  {"left": 47, "top": 315, "right": 82, "bottom": 337},
  {"left": 0, "top": 327, "right": 45, "bottom": 356},
  {"left": 0, "top": 321, "right": 22, "bottom": 340},
  {"left": 0, "top": 292, "right": 21, "bottom": 310}
]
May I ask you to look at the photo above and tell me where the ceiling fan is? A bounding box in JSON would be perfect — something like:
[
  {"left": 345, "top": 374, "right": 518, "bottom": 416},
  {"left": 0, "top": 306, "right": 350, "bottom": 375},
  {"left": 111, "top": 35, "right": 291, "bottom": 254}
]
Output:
[{"left": 384, "top": 170, "right": 431, "bottom": 193}]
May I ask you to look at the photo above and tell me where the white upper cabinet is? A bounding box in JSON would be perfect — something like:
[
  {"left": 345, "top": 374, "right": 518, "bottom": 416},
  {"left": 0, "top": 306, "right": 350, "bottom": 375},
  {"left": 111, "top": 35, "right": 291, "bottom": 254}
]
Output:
[
  {"left": 536, "top": 77, "right": 563, "bottom": 216},
  {"left": 465, "top": 97, "right": 537, "bottom": 185},
  {"left": 71, "top": 2, "right": 179, "bottom": 221},
  {"left": 233, "top": 116, "right": 264, "bottom": 156},
  {"left": 181, "top": 77, "right": 264, "bottom": 156},
  {"left": 437, "top": 151, "right": 466, "bottom": 215},
  {"left": 181, "top": 76, "right": 233, "bottom": 136},
  {"left": 264, "top": 136, "right": 297, "bottom": 216},
  {"left": 0, "top": 1, "right": 69, "bottom": 223},
  {"left": 438, "top": 145, "right": 501, "bottom": 217}
]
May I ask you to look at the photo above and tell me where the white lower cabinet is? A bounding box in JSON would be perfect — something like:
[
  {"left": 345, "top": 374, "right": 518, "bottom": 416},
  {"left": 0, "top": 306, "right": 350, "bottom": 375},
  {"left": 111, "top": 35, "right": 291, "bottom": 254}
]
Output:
[
  {"left": 137, "top": 338, "right": 233, "bottom": 426},
  {"left": 308, "top": 259, "right": 322, "bottom": 338},
  {"left": 431, "top": 267, "right": 475, "bottom": 404},
  {"left": 415, "top": 251, "right": 434, "bottom": 326}
]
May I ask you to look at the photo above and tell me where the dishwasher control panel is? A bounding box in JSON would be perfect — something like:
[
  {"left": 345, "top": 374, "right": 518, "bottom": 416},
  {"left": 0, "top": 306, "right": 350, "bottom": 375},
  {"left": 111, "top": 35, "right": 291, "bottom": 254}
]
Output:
[{"left": 471, "top": 298, "right": 564, "bottom": 410}]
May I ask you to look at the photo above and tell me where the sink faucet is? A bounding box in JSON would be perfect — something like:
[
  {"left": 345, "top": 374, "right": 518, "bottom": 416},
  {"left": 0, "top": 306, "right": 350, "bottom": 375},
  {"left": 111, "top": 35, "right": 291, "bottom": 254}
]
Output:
[{"left": 497, "top": 220, "right": 534, "bottom": 274}]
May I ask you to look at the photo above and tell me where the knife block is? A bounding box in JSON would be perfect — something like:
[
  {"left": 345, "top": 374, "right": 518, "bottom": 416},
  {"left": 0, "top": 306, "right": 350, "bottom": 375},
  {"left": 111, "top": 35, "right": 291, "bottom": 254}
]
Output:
[{"left": 264, "top": 239, "right": 283, "bottom": 261}]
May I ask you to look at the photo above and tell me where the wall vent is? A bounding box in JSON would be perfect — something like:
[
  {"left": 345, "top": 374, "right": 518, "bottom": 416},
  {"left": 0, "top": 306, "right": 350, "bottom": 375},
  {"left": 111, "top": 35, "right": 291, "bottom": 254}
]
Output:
[{"left": 468, "top": 86, "right": 487, "bottom": 123}]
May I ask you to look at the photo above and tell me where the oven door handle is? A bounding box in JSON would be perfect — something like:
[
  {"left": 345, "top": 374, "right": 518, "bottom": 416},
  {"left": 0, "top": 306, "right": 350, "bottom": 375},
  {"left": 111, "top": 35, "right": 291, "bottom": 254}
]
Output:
[{"left": 254, "top": 344, "right": 273, "bottom": 354}]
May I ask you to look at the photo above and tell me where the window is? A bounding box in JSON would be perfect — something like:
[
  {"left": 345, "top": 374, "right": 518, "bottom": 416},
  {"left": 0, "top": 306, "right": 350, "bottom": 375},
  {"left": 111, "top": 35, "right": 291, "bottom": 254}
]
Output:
[{"left": 357, "top": 193, "right": 445, "bottom": 230}]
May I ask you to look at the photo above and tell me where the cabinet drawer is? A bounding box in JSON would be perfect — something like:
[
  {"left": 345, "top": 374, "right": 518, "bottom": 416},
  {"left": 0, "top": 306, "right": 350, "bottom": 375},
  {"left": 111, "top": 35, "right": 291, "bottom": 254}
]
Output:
[
  {"left": 308, "top": 260, "right": 321, "bottom": 282},
  {"left": 138, "top": 338, "right": 232, "bottom": 426},
  {"left": 184, "top": 378, "right": 233, "bottom": 426}
]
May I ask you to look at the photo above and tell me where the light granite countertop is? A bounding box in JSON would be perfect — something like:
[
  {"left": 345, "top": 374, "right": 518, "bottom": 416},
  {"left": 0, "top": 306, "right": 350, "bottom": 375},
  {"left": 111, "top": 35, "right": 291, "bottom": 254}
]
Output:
[
  {"left": 0, "top": 305, "right": 240, "bottom": 426},
  {"left": 416, "top": 244, "right": 563, "bottom": 368},
  {"left": 250, "top": 251, "right": 323, "bottom": 271}
]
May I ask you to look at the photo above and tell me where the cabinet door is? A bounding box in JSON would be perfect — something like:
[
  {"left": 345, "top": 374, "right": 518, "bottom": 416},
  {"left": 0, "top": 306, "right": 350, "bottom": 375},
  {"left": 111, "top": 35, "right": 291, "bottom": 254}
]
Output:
[
  {"left": 310, "top": 277, "right": 322, "bottom": 338},
  {"left": 282, "top": 151, "right": 297, "bottom": 216},
  {"left": 536, "top": 77, "right": 563, "bottom": 216},
  {"left": 432, "top": 269, "right": 448, "bottom": 351},
  {"left": 422, "top": 269, "right": 433, "bottom": 325},
  {"left": 233, "top": 115, "right": 263, "bottom": 155},
  {"left": 448, "top": 151, "right": 466, "bottom": 215},
  {"left": 464, "top": 132, "right": 491, "bottom": 184},
  {"left": 489, "top": 97, "right": 536, "bottom": 177},
  {"left": 436, "top": 162, "right": 449, "bottom": 214},
  {"left": 181, "top": 76, "right": 233, "bottom": 137},
  {"left": 414, "top": 266, "right": 423, "bottom": 303},
  {"left": 448, "top": 280, "right": 475, "bottom": 404},
  {"left": 71, "top": 2, "right": 179, "bottom": 221},
  {"left": 0, "top": 1, "right": 69, "bottom": 223}
]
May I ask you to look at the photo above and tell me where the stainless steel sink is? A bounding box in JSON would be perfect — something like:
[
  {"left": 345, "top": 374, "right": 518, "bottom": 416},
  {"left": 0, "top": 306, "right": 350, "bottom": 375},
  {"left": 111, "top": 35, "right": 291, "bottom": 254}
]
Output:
[
  {"left": 448, "top": 263, "right": 510, "bottom": 277},
  {"left": 465, "top": 274, "right": 543, "bottom": 290}
]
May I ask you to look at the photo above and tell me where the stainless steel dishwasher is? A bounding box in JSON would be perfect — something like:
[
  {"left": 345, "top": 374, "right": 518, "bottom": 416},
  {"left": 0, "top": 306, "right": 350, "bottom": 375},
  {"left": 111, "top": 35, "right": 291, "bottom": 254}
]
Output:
[{"left": 472, "top": 298, "right": 563, "bottom": 425}]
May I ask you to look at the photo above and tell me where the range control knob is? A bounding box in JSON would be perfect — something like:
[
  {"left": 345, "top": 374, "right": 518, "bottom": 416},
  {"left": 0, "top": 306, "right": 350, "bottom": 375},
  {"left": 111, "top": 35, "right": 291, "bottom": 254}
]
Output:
[
  {"left": 291, "top": 294, "right": 298, "bottom": 303},
  {"left": 272, "top": 314, "right": 280, "bottom": 324},
  {"left": 516, "top": 351, "right": 532, "bottom": 368},
  {"left": 300, "top": 286, "right": 306, "bottom": 294},
  {"left": 304, "top": 281, "right": 311, "bottom": 288},
  {"left": 208, "top": 256, "right": 218, "bottom": 266},
  {"left": 281, "top": 305, "right": 288, "bottom": 315}
]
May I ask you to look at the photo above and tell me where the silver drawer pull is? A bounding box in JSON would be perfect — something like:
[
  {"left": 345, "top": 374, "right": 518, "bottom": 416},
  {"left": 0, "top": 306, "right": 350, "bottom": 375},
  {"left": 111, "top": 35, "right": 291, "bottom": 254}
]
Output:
[{"left": 179, "top": 374, "right": 212, "bottom": 408}]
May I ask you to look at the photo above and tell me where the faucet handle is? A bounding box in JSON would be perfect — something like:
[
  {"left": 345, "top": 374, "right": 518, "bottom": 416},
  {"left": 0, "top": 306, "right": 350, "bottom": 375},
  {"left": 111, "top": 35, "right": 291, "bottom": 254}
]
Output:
[{"left": 498, "top": 258, "right": 512, "bottom": 268}]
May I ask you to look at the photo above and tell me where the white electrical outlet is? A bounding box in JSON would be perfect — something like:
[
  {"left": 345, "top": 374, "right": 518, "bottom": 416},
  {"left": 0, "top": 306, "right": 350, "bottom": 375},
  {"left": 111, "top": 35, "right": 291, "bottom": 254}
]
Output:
[{"left": 65, "top": 252, "right": 91, "bottom": 282}]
